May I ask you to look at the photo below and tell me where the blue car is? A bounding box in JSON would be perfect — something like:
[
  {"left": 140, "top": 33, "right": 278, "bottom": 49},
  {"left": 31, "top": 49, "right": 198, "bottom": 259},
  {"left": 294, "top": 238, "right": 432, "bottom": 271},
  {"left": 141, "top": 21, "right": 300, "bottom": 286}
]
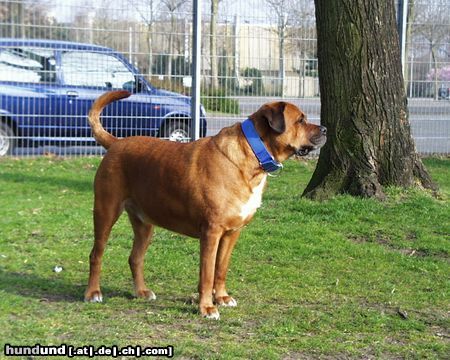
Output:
[{"left": 0, "top": 38, "right": 207, "bottom": 156}]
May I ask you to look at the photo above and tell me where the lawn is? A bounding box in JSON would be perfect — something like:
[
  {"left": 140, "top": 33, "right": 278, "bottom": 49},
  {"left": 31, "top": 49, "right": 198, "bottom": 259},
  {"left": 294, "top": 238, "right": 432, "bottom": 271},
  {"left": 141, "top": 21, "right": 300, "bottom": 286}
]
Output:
[{"left": 0, "top": 156, "right": 448, "bottom": 359}]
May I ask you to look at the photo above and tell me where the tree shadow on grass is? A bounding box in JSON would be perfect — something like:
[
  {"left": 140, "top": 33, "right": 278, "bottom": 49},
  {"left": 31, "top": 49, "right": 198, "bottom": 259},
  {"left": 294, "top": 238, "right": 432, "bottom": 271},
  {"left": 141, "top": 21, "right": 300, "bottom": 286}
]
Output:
[{"left": 0, "top": 269, "right": 131, "bottom": 303}]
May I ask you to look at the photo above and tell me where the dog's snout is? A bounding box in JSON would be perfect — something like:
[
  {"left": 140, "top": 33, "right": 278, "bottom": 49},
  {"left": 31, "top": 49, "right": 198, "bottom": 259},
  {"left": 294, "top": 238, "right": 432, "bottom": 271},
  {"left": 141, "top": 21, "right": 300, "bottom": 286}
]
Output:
[{"left": 319, "top": 126, "right": 327, "bottom": 135}]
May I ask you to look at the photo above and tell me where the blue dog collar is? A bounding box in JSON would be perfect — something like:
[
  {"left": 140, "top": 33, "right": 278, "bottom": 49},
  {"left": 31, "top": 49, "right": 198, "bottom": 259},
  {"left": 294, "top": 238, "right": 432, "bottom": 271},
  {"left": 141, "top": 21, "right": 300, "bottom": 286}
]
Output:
[{"left": 241, "top": 119, "right": 283, "bottom": 173}]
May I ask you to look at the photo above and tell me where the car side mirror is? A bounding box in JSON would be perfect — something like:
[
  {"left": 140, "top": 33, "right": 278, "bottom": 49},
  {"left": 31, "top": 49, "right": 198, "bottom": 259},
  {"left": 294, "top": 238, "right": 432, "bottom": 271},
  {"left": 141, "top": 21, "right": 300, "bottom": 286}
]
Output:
[
  {"left": 136, "top": 77, "right": 149, "bottom": 93},
  {"left": 122, "top": 81, "right": 136, "bottom": 93}
]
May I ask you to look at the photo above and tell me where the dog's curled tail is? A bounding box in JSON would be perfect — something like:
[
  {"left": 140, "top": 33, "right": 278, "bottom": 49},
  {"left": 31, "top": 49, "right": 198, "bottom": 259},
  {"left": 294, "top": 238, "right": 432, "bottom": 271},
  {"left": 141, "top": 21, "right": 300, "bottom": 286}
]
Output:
[{"left": 88, "top": 90, "right": 131, "bottom": 149}]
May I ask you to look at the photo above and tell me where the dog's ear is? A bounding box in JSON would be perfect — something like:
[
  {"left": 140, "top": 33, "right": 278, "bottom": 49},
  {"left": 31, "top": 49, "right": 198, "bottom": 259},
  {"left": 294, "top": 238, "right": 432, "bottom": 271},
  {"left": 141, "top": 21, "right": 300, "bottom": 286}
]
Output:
[{"left": 264, "top": 102, "right": 286, "bottom": 134}]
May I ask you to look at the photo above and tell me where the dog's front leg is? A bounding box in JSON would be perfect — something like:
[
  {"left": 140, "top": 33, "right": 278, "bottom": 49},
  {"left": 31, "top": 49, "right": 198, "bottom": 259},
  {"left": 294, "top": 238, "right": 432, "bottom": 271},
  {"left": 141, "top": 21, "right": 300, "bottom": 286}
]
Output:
[
  {"left": 198, "top": 227, "right": 222, "bottom": 320},
  {"left": 214, "top": 229, "right": 240, "bottom": 307}
]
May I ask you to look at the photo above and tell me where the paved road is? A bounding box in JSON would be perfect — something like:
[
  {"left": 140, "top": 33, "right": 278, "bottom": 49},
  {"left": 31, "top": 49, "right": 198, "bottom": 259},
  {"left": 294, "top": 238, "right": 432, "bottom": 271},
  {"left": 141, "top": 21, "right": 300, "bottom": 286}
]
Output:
[{"left": 206, "top": 97, "right": 450, "bottom": 155}]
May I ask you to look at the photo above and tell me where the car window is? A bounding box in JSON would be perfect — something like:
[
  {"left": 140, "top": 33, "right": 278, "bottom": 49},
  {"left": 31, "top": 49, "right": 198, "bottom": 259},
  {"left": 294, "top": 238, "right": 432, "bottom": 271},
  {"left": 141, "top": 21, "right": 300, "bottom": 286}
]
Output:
[
  {"left": 61, "top": 51, "right": 135, "bottom": 89},
  {"left": 0, "top": 47, "right": 56, "bottom": 83}
]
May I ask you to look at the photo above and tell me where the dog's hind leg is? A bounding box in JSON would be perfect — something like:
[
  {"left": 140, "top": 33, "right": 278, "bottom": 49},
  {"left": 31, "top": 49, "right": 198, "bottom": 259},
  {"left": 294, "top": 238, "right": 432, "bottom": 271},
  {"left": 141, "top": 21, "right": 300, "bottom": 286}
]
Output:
[
  {"left": 127, "top": 211, "right": 156, "bottom": 300},
  {"left": 84, "top": 199, "right": 123, "bottom": 303}
]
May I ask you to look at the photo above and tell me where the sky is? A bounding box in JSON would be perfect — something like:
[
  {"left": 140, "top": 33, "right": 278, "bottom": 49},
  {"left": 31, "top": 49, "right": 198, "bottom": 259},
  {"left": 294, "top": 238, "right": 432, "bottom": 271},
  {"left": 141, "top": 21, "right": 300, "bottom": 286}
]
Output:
[{"left": 49, "top": 0, "right": 271, "bottom": 24}]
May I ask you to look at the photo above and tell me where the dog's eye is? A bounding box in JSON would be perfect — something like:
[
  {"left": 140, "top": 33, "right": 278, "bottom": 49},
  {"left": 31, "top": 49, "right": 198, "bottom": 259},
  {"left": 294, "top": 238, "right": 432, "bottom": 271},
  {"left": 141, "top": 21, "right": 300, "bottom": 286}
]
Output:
[{"left": 298, "top": 117, "right": 305, "bottom": 124}]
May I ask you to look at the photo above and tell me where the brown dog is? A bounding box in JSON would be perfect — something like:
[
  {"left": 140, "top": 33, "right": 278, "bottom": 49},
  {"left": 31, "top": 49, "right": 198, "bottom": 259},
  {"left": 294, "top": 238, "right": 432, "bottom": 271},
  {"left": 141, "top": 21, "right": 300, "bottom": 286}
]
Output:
[{"left": 84, "top": 90, "right": 326, "bottom": 319}]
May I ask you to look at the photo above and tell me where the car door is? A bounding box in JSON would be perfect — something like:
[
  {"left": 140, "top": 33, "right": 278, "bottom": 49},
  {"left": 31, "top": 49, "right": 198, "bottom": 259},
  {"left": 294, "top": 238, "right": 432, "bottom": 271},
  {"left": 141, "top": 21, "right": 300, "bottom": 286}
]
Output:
[
  {"left": 0, "top": 45, "right": 59, "bottom": 142},
  {"left": 56, "top": 49, "right": 155, "bottom": 143}
]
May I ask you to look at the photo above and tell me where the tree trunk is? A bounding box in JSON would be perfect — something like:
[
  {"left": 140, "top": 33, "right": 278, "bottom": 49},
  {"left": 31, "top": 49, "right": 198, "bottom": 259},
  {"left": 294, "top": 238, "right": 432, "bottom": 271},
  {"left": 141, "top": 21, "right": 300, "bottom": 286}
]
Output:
[
  {"left": 166, "top": 15, "right": 175, "bottom": 86},
  {"left": 431, "top": 46, "right": 439, "bottom": 101},
  {"left": 233, "top": 15, "right": 240, "bottom": 86},
  {"left": 278, "top": 18, "right": 286, "bottom": 97},
  {"left": 210, "top": 0, "right": 219, "bottom": 90},
  {"left": 148, "top": 0, "right": 155, "bottom": 79},
  {"left": 303, "top": 0, "right": 436, "bottom": 200}
]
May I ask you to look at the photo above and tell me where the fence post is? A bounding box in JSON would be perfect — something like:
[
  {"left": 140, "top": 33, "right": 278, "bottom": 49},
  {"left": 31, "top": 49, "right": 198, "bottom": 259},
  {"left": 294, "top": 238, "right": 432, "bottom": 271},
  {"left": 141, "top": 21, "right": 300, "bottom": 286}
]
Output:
[
  {"left": 191, "top": 0, "right": 202, "bottom": 141},
  {"left": 397, "top": 0, "right": 408, "bottom": 77}
]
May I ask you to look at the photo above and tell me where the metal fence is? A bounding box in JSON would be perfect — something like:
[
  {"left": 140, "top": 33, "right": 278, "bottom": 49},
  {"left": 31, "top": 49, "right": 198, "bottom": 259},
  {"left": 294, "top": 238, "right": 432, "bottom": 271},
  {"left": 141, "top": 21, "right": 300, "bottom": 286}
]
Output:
[{"left": 0, "top": 0, "right": 449, "bottom": 156}]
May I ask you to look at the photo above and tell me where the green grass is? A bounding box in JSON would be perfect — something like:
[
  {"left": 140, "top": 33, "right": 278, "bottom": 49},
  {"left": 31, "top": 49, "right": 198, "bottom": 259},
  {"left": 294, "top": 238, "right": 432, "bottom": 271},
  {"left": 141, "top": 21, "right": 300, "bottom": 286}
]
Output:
[{"left": 0, "top": 156, "right": 448, "bottom": 359}]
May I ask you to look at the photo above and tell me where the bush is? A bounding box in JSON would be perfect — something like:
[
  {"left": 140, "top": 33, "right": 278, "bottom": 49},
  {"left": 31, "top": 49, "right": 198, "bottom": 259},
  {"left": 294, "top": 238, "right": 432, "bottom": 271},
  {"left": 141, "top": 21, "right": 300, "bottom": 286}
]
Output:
[
  {"left": 152, "top": 55, "right": 191, "bottom": 76},
  {"left": 201, "top": 90, "right": 240, "bottom": 115},
  {"left": 240, "top": 67, "right": 265, "bottom": 95}
]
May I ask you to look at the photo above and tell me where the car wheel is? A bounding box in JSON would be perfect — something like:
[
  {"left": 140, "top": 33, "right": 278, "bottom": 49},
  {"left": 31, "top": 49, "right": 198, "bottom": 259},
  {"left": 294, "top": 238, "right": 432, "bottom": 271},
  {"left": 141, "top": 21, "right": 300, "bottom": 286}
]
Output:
[
  {"left": 0, "top": 122, "right": 15, "bottom": 156},
  {"left": 161, "top": 120, "right": 191, "bottom": 143}
]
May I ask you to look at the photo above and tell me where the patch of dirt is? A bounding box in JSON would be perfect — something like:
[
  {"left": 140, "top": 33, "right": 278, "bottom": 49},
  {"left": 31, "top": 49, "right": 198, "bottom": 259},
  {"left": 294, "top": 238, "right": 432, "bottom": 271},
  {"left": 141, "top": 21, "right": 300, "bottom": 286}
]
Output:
[
  {"left": 347, "top": 233, "right": 449, "bottom": 261},
  {"left": 357, "top": 298, "right": 450, "bottom": 341}
]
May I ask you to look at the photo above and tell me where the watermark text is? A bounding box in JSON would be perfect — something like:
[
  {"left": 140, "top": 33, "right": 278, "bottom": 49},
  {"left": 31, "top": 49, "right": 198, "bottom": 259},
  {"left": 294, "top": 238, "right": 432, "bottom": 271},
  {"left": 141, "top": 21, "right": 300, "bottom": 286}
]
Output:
[{"left": 4, "top": 344, "right": 173, "bottom": 358}]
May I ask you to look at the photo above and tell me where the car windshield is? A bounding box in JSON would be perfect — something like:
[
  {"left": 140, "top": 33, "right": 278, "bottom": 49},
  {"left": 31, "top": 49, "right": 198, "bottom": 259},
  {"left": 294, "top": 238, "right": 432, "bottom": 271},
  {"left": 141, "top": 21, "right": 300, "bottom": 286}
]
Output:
[{"left": 0, "top": 47, "right": 56, "bottom": 83}]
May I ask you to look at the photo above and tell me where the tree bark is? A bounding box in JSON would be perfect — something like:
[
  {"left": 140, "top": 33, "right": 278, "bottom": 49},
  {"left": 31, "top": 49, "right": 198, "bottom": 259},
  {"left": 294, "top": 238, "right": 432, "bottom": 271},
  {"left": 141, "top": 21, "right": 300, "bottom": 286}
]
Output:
[
  {"left": 303, "top": 0, "right": 436, "bottom": 200},
  {"left": 431, "top": 46, "right": 439, "bottom": 100},
  {"left": 210, "top": 0, "right": 219, "bottom": 90},
  {"left": 279, "top": 20, "right": 286, "bottom": 97},
  {"left": 166, "top": 14, "right": 175, "bottom": 86},
  {"left": 146, "top": 23, "right": 153, "bottom": 78}
]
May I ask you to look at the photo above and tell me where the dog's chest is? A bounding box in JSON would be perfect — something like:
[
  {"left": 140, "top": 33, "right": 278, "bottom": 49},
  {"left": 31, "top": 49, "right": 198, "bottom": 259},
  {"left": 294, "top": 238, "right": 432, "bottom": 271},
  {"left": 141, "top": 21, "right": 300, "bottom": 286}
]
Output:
[{"left": 239, "top": 175, "right": 267, "bottom": 220}]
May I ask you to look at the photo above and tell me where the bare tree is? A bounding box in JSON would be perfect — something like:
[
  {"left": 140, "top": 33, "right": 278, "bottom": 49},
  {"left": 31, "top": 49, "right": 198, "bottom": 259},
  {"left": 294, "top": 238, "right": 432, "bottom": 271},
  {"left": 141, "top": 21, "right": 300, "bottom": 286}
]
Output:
[
  {"left": 128, "top": 0, "right": 158, "bottom": 78},
  {"left": 265, "top": 0, "right": 313, "bottom": 97},
  {"left": 161, "top": 0, "right": 189, "bottom": 85},
  {"left": 91, "top": 0, "right": 118, "bottom": 45},
  {"left": 288, "top": 0, "right": 316, "bottom": 97},
  {"left": 0, "top": 0, "right": 59, "bottom": 39},
  {"left": 404, "top": 0, "right": 415, "bottom": 94},
  {"left": 414, "top": 0, "right": 450, "bottom": 99},
  {"left": 265, "top": 0, "right": 292, "bottom": 97},
  {"left": 8, "top": 0, "right": 25, "bottom": 38},
  {"left": 209, "top": 0, "right": 221, "bottom": 90}
]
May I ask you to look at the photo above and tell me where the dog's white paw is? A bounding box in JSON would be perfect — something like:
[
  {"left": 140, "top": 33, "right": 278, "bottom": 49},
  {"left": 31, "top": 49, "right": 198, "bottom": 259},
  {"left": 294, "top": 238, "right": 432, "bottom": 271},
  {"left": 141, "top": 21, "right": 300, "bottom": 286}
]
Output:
[
  {"left": 136, "top": 289, "right": 156, "bottom": 301},
  {"left": 201, "top": 306, "right": 220, "bottom": 320},
  {"left": 216, "top": 295, "right": 237, "bottom": 307},
  {"left": 146, "top": 291, "right": 156, "bottom": 301},
  {"left": 85, "top": 294, "right": 103, "bottom": 303},
  {"left": 204, "top": 311, "right": 220, "bottom": 320},
  {"left": 222, "top": 297, "right": 237, "bottom": 307}
]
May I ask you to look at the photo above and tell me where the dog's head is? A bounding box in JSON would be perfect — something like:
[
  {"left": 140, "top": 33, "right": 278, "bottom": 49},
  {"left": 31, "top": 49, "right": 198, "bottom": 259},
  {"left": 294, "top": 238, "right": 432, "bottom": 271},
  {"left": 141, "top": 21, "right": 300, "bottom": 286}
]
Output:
[{"left": 251, "top": 101, "right": 327, "bottom": 161}]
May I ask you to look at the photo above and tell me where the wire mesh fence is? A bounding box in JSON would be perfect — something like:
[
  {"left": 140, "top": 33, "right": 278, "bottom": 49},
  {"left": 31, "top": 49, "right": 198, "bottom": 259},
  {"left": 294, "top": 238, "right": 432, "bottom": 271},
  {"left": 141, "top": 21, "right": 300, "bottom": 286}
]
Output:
[{"left": 0, "top": 0, "right": 449, "bottom": 156}]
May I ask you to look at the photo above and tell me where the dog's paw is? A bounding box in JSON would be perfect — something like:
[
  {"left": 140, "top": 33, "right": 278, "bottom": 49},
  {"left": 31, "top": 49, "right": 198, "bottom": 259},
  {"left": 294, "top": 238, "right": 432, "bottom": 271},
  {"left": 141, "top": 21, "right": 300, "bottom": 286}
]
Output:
[
  {"left": 200, "top": 306, "right": 220, "bottom": 320},
  {"left": 215, "top": 295, "right": 237, "bottom": 307},
  {"left": 84, "top": 290, "right": 103, "bottom": 303},
  {"left": 135, "top": 289, "right": 156, "bottom": 301}
]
